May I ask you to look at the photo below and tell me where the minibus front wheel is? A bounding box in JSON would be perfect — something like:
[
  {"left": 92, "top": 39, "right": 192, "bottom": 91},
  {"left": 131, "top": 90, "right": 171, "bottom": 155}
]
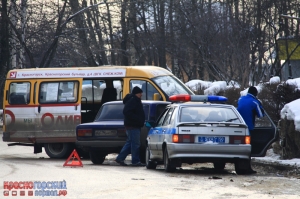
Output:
[{"left": 44, "top": 143, "right": 73, "bottom": 159}]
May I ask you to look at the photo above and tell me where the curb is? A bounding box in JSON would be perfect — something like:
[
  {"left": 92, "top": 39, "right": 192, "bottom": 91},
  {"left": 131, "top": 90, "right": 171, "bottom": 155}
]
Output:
[{"left": 252, "top": 158, "right": 300, "bottom": 171}]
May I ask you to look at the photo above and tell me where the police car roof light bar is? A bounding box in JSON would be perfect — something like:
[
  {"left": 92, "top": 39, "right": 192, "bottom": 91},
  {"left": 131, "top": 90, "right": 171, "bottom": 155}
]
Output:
[{"left": 169, "top": 94, "right": 227, "bottom": 102}]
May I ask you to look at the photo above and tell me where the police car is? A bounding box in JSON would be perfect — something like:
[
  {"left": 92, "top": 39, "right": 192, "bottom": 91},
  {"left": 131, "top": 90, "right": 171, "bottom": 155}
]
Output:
[{"left": 145, "top": 94, "right": 277, "bottom": 174}]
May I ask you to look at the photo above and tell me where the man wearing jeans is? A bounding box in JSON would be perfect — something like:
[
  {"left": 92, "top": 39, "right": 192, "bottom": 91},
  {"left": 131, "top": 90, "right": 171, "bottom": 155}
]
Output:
[{"left": 115, "top": 86, "right": 146, "bottom": 166}]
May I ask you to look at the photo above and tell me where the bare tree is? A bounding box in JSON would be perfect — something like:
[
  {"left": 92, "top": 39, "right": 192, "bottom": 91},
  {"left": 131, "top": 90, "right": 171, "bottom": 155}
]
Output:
[
  {"left": 1, "top": 0, "right": 300, "bottom": 90},
  {"left": 0, "top": 0, "right": 10, "bottom": 106}
]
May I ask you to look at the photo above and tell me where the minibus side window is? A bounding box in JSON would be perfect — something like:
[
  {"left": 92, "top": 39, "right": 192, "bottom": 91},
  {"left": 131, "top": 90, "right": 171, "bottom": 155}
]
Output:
[
  {"left": 82, "top": 79, "right": 122, "bottom": 102},
  {"left": 130, "top": 80, "right": 161, "bottom": 100},
  {"left": 82, "top": 80, "right": 102, "bottom": 102},
  {"left": 113, "top": 80, "right": 123, "bottom": 99},
  {"left": 8, "top": 82, "right": 30, "bottom": 105},
  {"left": 39, "top": 81, "right": 78, "bottom": 103}
]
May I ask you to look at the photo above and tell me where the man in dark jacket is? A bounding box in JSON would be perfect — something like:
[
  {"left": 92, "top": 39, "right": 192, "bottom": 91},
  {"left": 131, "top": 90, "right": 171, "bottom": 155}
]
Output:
[
  {"left": 237, "top": 86, "right": 264, "bottom": 174},
  {"left": 115, "top": 86, "right": 146, "bottom": 166}
]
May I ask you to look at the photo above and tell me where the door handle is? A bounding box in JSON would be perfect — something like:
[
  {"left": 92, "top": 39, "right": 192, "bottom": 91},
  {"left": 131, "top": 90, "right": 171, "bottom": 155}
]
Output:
[{"left": 38, "top": 105, "right": 41, "bottom": 113}]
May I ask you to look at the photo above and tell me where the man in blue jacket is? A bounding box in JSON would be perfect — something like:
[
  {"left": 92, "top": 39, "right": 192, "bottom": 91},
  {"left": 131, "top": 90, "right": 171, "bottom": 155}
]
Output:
[
  {"left": 237, "top": 86, "right": 264, "bottom": 174},
  {"left": 115, "top": 86, "right": 146, "bottom": 166}
]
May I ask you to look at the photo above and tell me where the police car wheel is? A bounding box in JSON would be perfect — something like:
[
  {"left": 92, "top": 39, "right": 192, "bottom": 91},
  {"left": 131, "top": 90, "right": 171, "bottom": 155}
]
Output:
[
  {"left": 89, "top": 152, "right": 106, "bottom": 165},
  {"left": 145, "top": 146, "right": 157, "bottom": 169},
  {"left": 44, "top": 143, "right": 73, "bottom": 159},
  {"left": 163, "top": 147, "right": 176, "bottom": 172},
  {"left": 213, "top": 162, "right": 226, "bottom": 170},
  {"left": 234, "top": 159, "right": 250, "bottom": 175}
]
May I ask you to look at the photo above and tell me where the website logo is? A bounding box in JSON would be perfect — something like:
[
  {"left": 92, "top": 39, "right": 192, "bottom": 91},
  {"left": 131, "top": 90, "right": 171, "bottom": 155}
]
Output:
[{"left": 3, "top": 180, "right": 67, "bottom": 197}]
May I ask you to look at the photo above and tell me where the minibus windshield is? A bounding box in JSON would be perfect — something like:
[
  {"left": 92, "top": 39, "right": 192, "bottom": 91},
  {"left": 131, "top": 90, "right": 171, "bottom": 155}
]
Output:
[{"left": 152, "top": 75, "right": 194, "bottom": 96}]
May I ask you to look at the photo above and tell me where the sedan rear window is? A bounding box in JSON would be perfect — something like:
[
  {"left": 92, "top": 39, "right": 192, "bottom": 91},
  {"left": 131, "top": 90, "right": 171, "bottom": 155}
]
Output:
[
  {"left": 95, "top": 104, "right": 124, "bottom": 121},
  {"left": 94, "top": 103, "right": 150, "bottom": 121},
  {"left": 180, "top": 107, "right": 242, "bottom": 123}
]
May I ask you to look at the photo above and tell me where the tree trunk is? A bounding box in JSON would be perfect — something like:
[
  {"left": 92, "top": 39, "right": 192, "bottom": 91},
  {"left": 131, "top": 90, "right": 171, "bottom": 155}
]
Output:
[
  {"left": 0, "top": 0, "right": 10, "bottom": 107},
  {"left": 69, "top": 0, "right": 96, "bottom": 66},
  {"left": 158, "top": 1, "right": 166, "bottom": 68},
  {"left": 120, "top": 0, "right": 129, "bottom": 66}
]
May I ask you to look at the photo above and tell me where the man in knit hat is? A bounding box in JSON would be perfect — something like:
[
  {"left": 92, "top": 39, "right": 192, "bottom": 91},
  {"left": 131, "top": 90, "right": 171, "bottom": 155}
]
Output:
[
  {"left": 237, "top": 86, "right": 265, "bottom": 174},
  {"left": 115, "top": 86, "right": 146, "bottom": 166}
]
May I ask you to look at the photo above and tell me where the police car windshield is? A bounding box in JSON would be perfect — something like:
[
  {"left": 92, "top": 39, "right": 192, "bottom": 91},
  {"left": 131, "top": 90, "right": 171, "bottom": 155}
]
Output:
[{"left": 152, "top": 76, "right": 194, "bottom": 96}]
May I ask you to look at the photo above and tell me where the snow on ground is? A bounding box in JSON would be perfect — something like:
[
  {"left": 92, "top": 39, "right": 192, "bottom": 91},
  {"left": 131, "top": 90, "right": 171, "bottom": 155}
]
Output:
[{"left": 254, "top": 149, "right": 300, "bottom": 167}]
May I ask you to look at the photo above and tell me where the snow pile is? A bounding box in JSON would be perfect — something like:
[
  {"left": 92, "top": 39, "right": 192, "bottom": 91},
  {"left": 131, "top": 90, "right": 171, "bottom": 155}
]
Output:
[
  {"left": 184, "top": 80, "right": 228, "bottom": 95},
  {"left": 204, "top": 81, "right": 227, "bottom": 95},
  {"left": 239, "top": 85, "right": 264, "bottom": 96},
  {"left": 286, "top": 78, "right": 300, "bottom": 91},
  {"left": 185, "top": 80, "right": 212, "bottom": 91},
  {"left": 280, "top": 99, "right": 300, "bottom": 131},
  {"left": 226, "top": 80, "right": 240, "bottom": 88},
  {"left": 254, "top": 148, "right": 300, "bottom": 167},
  {"left": 269, "top": 76, "right": 281, "bottom": 84}
]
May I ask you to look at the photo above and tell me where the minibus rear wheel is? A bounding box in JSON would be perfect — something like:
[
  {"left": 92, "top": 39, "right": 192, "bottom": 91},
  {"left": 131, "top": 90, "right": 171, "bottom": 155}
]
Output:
[{"left": 44, "top": 143, "right": 73, "bottom": 159}]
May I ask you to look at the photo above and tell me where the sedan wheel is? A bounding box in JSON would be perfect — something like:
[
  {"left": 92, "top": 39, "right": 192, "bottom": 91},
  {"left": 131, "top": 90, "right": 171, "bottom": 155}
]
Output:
[
  {"left": 163, "top": 147, "right": 176, "bottom": 172},
  {"left": 89, "top": 152, "right": 106, "bottom": 165},
  {"left": 235, "top": 159, "right": 250, "bottom": 175},
  {"left": 213, "top": 162, "right": 226, "bottom": 170}
]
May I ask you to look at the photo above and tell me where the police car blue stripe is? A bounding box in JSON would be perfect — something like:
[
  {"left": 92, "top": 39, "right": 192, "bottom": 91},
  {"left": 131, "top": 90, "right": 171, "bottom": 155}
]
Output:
[
  {"left": 148, "top": 128, "right": 176, "bottom": 135},
  {"left": 166, "top": 128, "right": 176, "bottom": 134}
]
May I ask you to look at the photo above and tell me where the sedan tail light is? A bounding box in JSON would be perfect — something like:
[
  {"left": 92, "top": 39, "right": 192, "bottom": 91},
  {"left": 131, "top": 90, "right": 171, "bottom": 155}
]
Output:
[
  {"left": 229, "top": 136, "right": 250, "bottom": 144},
  {"left": 172, "top": 134, "right": 194, "bottom": 143},
  {"left": 77, "top": 129, "right": 92, "bottom": 136}
]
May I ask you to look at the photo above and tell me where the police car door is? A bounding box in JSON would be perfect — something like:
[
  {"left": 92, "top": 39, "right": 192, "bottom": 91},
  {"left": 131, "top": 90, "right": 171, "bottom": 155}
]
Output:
[
  {"left": 148, "top": 108, "right": 170, "bottom": 156},
  {"left": 250, "top": 111, "right": 278, "bottom": 157},
  {"left": 157, "top": 107, "right": 175, "bottom": 157}
]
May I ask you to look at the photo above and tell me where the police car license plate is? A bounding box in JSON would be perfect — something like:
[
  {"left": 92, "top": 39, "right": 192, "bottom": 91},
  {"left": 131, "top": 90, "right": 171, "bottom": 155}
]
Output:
[{"left": 198, "top": 136, "right": 225, "bottom": 143}]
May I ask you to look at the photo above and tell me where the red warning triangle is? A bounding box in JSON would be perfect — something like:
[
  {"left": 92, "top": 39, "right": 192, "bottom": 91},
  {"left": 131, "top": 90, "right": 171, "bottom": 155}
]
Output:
[{"left": 63, "top": 149, "right": 83, "bottom": 167}]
